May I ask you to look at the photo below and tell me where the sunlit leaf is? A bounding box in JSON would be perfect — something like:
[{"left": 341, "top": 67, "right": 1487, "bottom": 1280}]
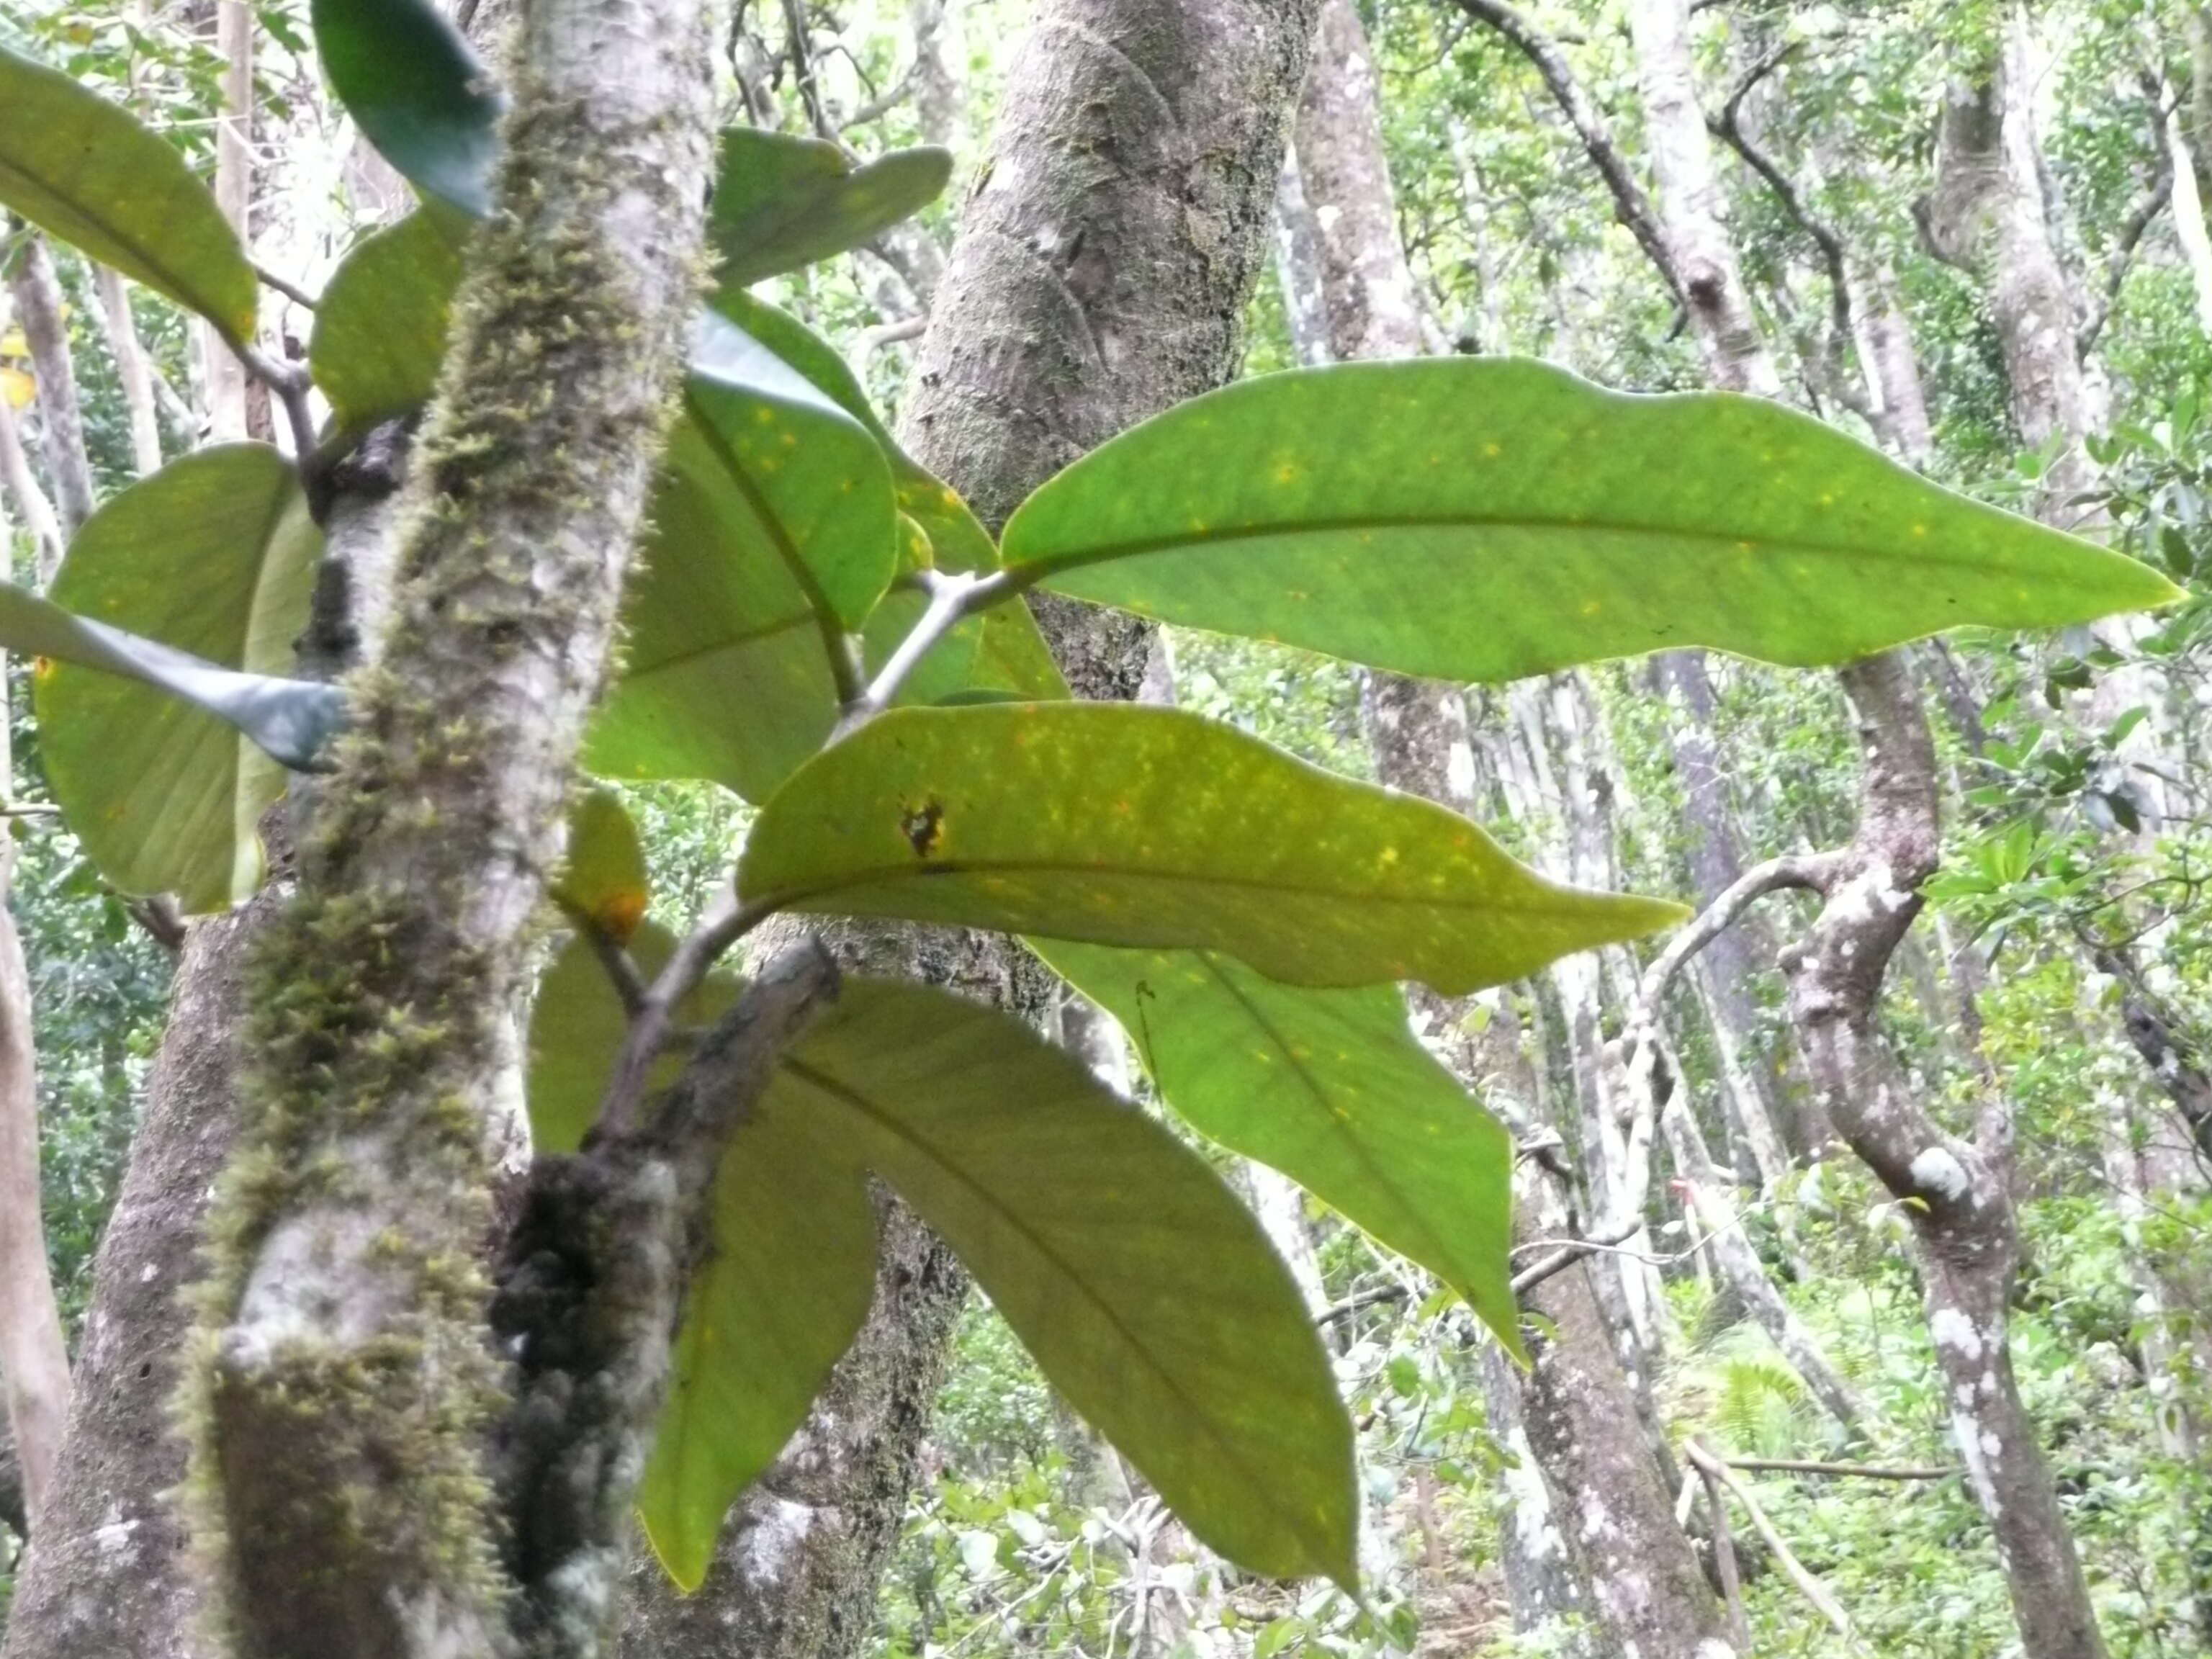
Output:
[
  {"left": 1001, "top": 360, "right": 2184, "bottom": 680},
  {"left": 309, "top": 207, "right": 466, "bottom": 427},
  {"left": 0, "top": 43, "right": 256, "bottom": 341},
  {"left": 710, "top": 130, "right": 953, "bottom": 292},
  {"left": 1036, "top": 941, "right": 1520, "bottom": 1352},
  {"left": 739, "top": 703, "right": 1681, "bottom": 993},
  {"left": 782, "top": 979, "right": 1357, "bottom": 1584},
  {"left": 35, "top": 447, "right": 333, "bottom": 911}
]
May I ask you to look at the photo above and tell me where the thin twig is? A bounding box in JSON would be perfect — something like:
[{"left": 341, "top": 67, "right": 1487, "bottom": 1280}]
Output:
[
  {"left": 1725, "top": 1456, "right": 1960, "bottom": 1481},
  {"left": 832, "top": 567, "right": 1015, "bottom": 738},
  {"left": 1686, "top": 1442, "right": 1864, "bottom": 1647},
  {"left": 252, "top": 261, "right": 320, "bottom": 310},
  {"left": 1444, "top": 0, "right": 1684, "bottom": 300},
  {"left": 1695, "top": 1439, "right": 1751, "bottom": 1650},
  {"left": 2079, "top": 84, "right": 2175, "bottom": 358}
]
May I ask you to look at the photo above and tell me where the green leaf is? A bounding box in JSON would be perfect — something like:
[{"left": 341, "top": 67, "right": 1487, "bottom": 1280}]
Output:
[
  {"left": 522, "top": 927, "right": 876, "bottom": 1594},
  {"left": 309, "top": 207, "right": 465, "bottom": 428},
  {"left": 685, "top": 308, "right": 899, "bottom": 629},
  {"left": 35, "top": 446, "right": 333, "bottom": 911},
  {"left": 709, "top": 130, "right": 953, "bottom": 292},
  {"left": 1035, "top": 941, "right": 1520, "bottom": 1353},
  {"left": 782, "top": 979, "right": 1357, "bottom": 1583},
  {"left": 0, "top": 43, "right": 256, "bottom": 341},
  {"left": 1001, "top": 360, "right": 2185, "bottom": 680},
  {"left": 711, "top": 292, "right": 1064, "bottom": 698},
  {"left": 553, "top": 788, "right": 649, "bottom": 943},
  {"left": 586, "top": 309, "right": 1058, "bottom": 801},
  {"left": 737, "top": 703, "right": 1681, "bottom": 993},
  {"left": 312, "top": 0, "right": 503, "bottom": 217},
  {"left": 637, "top": 1092, "right": 876, "bottom": 1592}
]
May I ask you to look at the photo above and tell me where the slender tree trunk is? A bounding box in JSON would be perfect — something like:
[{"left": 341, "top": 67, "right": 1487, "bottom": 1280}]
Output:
[
  {"left": 92, "top": 268, "right": 163, "bottom": 479},
  {"left": 1783, "top": 654, "right": 2108, "bottom": 1659},
  {"left": 1922, "top": 19, "right": 2094, "bottom": 507},
  {"left": 0, "top": 865, "right": 65, "bottom": 1536},
  {"left": 4, "top": 235, "right": 95, "bottom": 553},
  {"left": 0, "top": 396, "right": 63, "bottom": 576},
  {"left": 618, "top": 4, "right": 1322, "bottom": 1653},
  {"left": 202, "top": 0, "right": 253, "bottom": 441},
  {"left": 1625, "top": 0, "right": 1779, "bottom": 395}
]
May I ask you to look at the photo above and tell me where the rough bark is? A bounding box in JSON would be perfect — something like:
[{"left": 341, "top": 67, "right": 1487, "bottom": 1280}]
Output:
[
  {"left": 0, "top": 423, "right": 410, "bottom": 1659},
  {"left": 1922, "top": 24, "right": 2094, "bottom": 503},
  {"left": 1, "top": 891, "right": 279, "bottom": 1659},
  {"left": 4, "top": 235, "right": 95, "bottom": 552},
  {"left": 617, "top": 4, "right": 1321, "bottom": 1653},
  {"left": 1782, "top": 653, "right": 2108, "bottom": 1659},
  {"left": 1624, "top": 0, "right": 1781, "bottom": 395},
  {"left": 181, "top": 2, "right": 716, "bottom": 1650}
]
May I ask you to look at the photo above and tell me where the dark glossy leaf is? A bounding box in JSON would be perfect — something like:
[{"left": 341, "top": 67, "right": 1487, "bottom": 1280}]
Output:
[
  {"left": 313, "top": 0, "right": 503, "bottom": 216},
  {"left": 0, "top": 43, "right": 256, "bottom": 341},
  {"left": 35, "top": 447, "right": 335, "bottom": 910},
  {"left": 309, "top": 207, "right": 465, "bottom": 427},
  {"left": 1002, "top": 360, "right": 2184, "bottom": 680},
  {"left": 1035, "top": 941, "right": 1520, "bottom": 1352},
  {"left": 710, "top": 130, "right": 953, "bottom": 292},
  {"left": 739, "top": 703, "right": 1682, "bottom": 993},
  {"left": 783, "top": 979, "right": 1357, "bottom": 1583}
]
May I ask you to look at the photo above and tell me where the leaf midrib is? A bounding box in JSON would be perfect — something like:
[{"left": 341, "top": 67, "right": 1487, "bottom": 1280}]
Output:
[
  {"left": 783, "top": 1048, "right": 1343, "bottom": 1575},
  {"left": 756, "top": 854, "right": 1635, "bottom": 927},
  {"left": 1010, "top": 509, "right": 2110, "bottom": 590},
  {"left": 1192, "top": 954, "right": 1465, "bottom": 1280}
]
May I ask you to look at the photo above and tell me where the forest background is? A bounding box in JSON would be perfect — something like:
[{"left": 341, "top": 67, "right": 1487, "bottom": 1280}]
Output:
[{"left": 0, "top": 0, "right": 2208, "bottom": 1656}]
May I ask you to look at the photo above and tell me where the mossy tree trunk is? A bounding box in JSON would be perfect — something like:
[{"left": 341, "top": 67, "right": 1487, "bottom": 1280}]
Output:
[{"left": 174, "top": 0, "right": 716, "bottom": 1651}]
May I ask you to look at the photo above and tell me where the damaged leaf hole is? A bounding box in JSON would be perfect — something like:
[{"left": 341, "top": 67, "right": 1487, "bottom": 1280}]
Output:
[{"left": 902, "top": 796, "right": 945, "bottom": 858}]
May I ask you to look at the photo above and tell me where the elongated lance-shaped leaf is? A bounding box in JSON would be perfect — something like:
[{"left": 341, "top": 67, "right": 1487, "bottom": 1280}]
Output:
[
  {"left": 710, "top": 130, "right": 953, "bottom": 294},
  {"left": 1035, "top": 941, "right": 1521, "bottom": 1354},
  {"left": 34, "top": 447, "right": 338, "bottom": 910},
  {"left": 1000, "top": 360, "right": 2184, "bottom": 681},
  {"left": 312, "top": 0, "right": 503, "bottom": 216},
  {"left": 526, "top": 927, "right": 1352, "bottom": 1588},
  {"left": 739, "top": 703, "right": 1683, "bottom": 993},
  {"left": 0, "top": 44, "right": 256, "bottom": 341},
  {"left": 780, "top": 979, "right": 1358, "bottom": 1585}
]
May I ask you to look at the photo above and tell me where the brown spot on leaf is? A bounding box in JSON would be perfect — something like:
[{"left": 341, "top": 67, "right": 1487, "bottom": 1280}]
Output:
[{"left": 902, "top": 798, "right": 945, "bottom": 858}]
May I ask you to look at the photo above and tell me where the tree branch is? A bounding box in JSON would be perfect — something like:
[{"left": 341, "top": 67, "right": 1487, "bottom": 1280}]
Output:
[
  {"left": 492, "top": 940, "right": 839, "bottom": 1648},
  {"left": 2078, "top": 92, "right": 2174, "bottom": 358},
  {"left": 1686, "top": 1442, "right": 1863, "bottom": 1647},
  {"left": 1724, "top": 1456, "right": 1960, "bottom": 1481},
  {"left": 1444, "top": 0, "right": 1685, "bottom": 300}
]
